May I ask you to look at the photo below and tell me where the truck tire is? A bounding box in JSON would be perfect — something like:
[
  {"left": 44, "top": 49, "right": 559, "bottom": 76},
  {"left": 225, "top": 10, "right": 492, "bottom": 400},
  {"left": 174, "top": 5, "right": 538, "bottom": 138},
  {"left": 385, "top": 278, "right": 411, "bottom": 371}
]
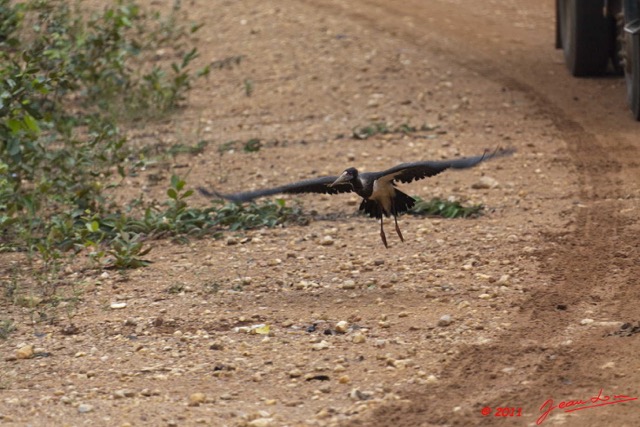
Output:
[
  {"left": 625, "top": 21, "right": 640, "bottom": 120},
  {"left": 558, "top": 0, "right": 612, "bottom": 76}
]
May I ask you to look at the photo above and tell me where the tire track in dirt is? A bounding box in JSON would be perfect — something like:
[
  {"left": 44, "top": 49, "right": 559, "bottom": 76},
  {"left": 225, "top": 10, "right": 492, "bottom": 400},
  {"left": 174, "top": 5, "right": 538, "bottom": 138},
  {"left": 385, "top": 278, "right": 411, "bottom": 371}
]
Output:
[{"left": 298, "top": 0, "right": 640, "bottom": 425}]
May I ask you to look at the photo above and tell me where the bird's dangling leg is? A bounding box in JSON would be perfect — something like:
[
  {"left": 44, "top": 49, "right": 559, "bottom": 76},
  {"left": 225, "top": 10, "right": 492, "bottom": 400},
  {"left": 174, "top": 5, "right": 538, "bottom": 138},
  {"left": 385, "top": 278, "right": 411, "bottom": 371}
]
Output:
[
  {"left": 379, "top": 216, "right": 388, "bottom": 248},
  {"left": 379, "top": 208, "right": 388, "bottom": 248},
  {"left": 391, "top": 203, "right": 404, "bottom": 243},
  {"left": 393, "top": 213, "right": 404, "bottom": 243}
]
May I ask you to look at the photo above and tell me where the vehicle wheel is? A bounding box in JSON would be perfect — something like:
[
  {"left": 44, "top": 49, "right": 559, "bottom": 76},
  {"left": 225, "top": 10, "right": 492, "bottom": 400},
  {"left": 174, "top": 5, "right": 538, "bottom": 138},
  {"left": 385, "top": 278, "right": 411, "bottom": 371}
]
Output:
[
  {"left": 624, "top": 21, "right": 640, "bottom": 120},
  {"left": 558, "top": 0, "right": 612, "bottom": 76}
]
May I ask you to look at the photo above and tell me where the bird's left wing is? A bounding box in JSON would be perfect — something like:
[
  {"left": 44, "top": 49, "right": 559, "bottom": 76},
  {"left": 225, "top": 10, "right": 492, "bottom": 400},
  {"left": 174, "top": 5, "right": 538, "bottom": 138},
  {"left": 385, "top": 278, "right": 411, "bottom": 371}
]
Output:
[
  {"left": 198, "top": 175, "right": 354, "bottom": 203},
  {"left": 373, "top": 148, "right": 514, "bottom": 185}
]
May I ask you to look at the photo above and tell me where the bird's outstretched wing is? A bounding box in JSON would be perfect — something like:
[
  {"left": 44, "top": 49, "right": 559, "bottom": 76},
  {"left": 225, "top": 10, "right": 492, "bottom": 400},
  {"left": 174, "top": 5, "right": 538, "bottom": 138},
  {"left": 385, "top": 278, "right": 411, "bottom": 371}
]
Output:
[
  {"left": 371, "top": 147, "right": 515, "bottom": 185},
  {"left": 198, "top": 175, "right": 354, "bottom": 203}
]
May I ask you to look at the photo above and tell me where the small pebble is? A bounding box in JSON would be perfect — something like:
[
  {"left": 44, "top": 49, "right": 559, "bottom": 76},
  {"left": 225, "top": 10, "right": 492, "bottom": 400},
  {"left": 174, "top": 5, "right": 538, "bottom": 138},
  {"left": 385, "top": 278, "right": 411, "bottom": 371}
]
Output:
[
  {"left": 580, "top": 318, "right": 594, "bottom": 325},
  {"left": 16, "top": 345, "right": 34, "bottom": 360},
  {"left": 437, "top": 315, "right": 452, "bottom": 327},
  {"left": 457, "top": 300, "right": 471, "bottom": 309},
  {"left": 391, "top": 359, "right": 412, "bottom": 369},
  {"left": 311, "top": 340, "right": 330, "bottom": 351},
  {"left": 113, "top": 389, "right": 135, "bottom": 399},
  {"left": 349, "top": 388, "right": 371, "bottom": 400},
  {"left": 497, "top": 274, "right": 510, "bottom": 285},
  {"left": 77, "top": 404, "right": 93, "bottom": 413},
  {"left": 320, "top": 236, "right": 334, "bottom": 246},
  {"left": 288, "top": 369, "right": 303, "bottom": 378},
  {"left": 352, "top": 333, "right": 366, "bottom": 344},
  {"left": 110, "top": 302, "right": 127, "bottom": 309},
  {"left": 338, "top": 375, "right": 351, "bottom": 384},
  {"left": 342, "top": 280, "right": 356, "bottom": 290},
  {"left": 188, "top": 393, "right": 206, "bottom": 406},
  {"left": 248, "top": 418, "right": 275, "bottom": 427},
  {"left": 335, "top": 321, "right": 349, "bottom": 334},
  {"left": 471, "top": 176, "right": 499, "bottom": 189}
]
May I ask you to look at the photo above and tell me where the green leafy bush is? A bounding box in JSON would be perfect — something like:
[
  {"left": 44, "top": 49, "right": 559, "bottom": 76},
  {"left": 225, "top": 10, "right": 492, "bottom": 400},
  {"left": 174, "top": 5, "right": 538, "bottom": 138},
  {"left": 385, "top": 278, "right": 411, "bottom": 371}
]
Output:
[
  {"left": 351, "top": 122, "right": 435, "bottom": 140},
  {"left": 409, "top": 197, "right": 483, "bottom": 218},
  {"left": 212, "top": 198, "right": 307, "bottom": 231},
  {"left": 0, "top": 0, "right": 209, "bottom": 261},
  {"left": 0, "top": 1, "right": 310, "bottom": 323}
]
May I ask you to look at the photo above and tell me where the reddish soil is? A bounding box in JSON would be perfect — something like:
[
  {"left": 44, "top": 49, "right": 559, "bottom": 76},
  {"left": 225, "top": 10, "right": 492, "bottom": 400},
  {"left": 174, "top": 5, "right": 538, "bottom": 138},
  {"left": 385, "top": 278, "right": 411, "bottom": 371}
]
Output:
[{"left": 2, "top": 1, "right": 639, "bottom": 426}]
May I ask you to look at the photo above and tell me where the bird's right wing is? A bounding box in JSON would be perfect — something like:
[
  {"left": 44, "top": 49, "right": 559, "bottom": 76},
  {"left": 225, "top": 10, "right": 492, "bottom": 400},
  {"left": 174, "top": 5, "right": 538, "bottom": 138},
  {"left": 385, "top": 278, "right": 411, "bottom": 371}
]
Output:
[
  {"left": 198, "top": 175, "right": 354, "bottom": 203},
  {"left": 374, "top": 147, "right": 515, "bottom": 185}
]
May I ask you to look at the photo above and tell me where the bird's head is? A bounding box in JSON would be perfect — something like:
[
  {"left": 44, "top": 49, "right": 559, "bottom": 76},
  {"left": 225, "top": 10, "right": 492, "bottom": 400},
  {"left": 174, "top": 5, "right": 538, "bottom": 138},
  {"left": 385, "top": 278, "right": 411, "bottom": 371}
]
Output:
[{"left": 330, "top": 167, "right": 358, "bottom": 187}]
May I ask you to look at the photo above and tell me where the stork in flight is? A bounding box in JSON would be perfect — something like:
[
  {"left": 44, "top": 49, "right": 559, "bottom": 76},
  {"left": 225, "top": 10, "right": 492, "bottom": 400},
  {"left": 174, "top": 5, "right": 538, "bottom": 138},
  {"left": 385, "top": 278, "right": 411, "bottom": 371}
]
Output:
[{"left": 199, "top": 148, "right": 513, "bottom": 247}]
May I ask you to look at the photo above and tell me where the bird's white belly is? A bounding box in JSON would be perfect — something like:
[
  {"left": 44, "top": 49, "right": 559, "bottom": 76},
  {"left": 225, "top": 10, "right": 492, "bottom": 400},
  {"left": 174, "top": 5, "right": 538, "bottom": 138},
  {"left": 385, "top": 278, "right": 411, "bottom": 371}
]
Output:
[{"left": 370, "top": 180, "right": 395, "bottom": 213}]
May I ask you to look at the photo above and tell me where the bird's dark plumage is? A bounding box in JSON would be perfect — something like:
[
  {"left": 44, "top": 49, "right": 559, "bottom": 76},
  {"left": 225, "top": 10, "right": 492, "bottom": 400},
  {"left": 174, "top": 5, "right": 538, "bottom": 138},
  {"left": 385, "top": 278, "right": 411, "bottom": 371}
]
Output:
[
  {"left": 359, "top": 189, "right": 415, "bottom": 219},
  {"left": 199, "top": 148, "right": 514, "bottom": 247},
  {"left": 198, "top": 175, "right": 353, "bottom": 203}
]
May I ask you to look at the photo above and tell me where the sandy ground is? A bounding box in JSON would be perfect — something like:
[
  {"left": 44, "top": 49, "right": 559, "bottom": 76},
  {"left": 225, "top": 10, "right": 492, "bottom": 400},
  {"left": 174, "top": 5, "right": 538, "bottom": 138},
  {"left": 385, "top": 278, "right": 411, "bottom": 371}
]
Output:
[{"left": 1, "top": 1, "right": 639, "bottom": 426}]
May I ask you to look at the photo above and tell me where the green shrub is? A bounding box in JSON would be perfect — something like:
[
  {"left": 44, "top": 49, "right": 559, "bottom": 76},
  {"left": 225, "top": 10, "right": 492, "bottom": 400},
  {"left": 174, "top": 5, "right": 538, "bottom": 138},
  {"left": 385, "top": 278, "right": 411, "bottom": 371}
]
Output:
[
  {"left": 409, "top": 197, "right": 483, "bottom": 218},
  {"left": 0, "top": 0, "right": 209, "bottom": 262}
]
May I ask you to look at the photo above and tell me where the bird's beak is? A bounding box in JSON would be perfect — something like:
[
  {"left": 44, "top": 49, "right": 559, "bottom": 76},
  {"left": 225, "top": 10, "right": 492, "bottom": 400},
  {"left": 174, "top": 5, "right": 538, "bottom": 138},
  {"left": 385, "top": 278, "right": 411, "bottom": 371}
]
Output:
[{"left": 330, "top": 171, "right": 350, "bottom": 187}]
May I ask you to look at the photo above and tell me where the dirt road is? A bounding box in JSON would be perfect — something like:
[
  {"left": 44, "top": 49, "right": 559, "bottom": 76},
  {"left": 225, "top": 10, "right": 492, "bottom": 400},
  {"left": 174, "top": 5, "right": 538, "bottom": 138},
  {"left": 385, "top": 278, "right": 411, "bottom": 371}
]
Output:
[
  {"left": 333, "top": 1, "right": 640, "bottom": 426},
  {"left": 1, "top": 1, "right": 639, "bottom": 426}
]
